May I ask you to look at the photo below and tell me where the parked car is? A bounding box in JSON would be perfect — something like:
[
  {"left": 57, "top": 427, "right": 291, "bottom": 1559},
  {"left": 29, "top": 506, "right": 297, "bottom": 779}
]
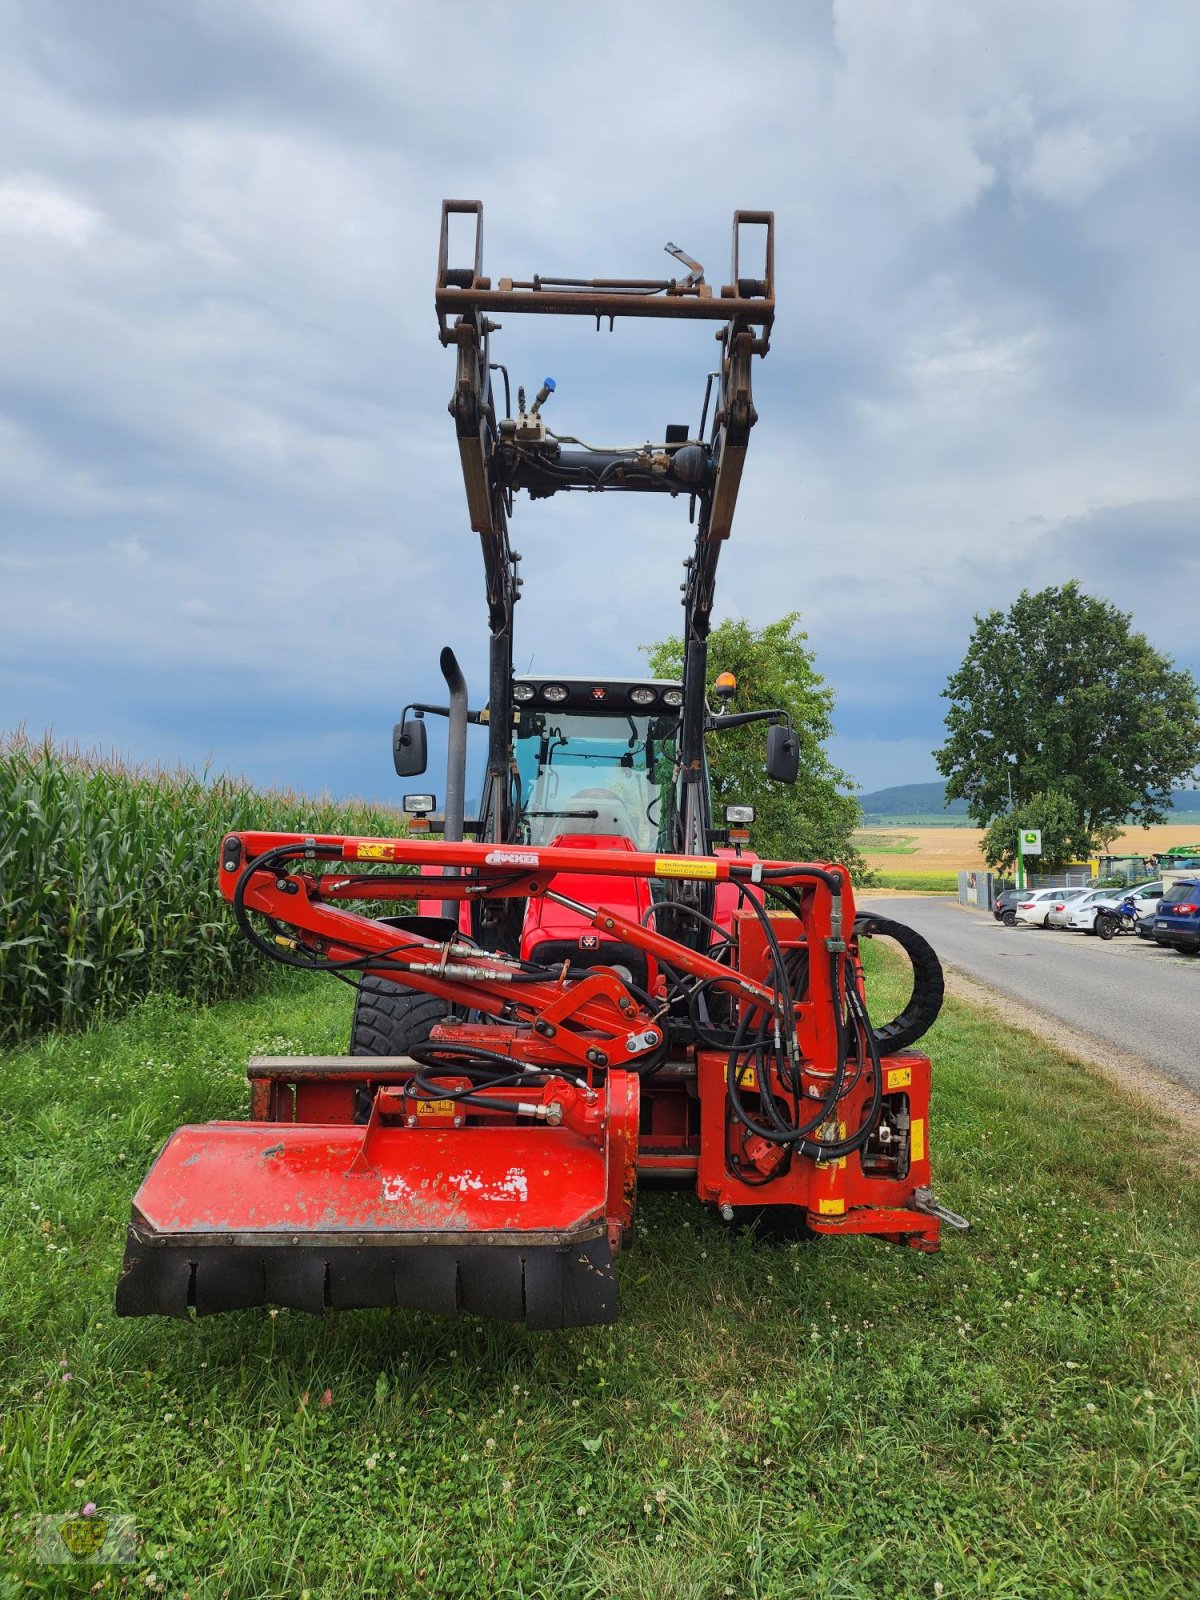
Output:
[
  {"left": 1150, "top": 877, "right": 1200, "bottom": 955},
  {"left": 1013, "top": 888, "right": 1063, "bottom": 927},
  {"left": 1046, "top": 888, "right": 1092, "bottom": 928},
  {"left": 993, "top": 888, "right": 1024, "bottom": 925},
  {"left": 1122, "top": 880, "right": 1164, "bottom": 917},
  {"left": 1063, "top": 881, "right": 1162, "bottom": 935}
]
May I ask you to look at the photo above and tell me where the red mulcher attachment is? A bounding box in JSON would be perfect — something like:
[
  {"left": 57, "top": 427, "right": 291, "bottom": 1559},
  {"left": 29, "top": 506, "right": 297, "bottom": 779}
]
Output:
[{"left": 116, "top": 832, "right": 963, "bottom": 1329}]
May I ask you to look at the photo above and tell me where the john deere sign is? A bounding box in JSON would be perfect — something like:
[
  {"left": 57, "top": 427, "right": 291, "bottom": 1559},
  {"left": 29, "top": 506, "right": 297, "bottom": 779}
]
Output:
[{"left": 1020, "top": 830, "right": 1042, "bottom": 856}]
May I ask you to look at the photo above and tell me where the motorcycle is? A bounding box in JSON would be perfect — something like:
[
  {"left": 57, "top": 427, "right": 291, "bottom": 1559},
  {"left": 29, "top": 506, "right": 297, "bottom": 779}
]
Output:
[{"left": 1095, "top": 896, "right": 1141, "bottom": 941}]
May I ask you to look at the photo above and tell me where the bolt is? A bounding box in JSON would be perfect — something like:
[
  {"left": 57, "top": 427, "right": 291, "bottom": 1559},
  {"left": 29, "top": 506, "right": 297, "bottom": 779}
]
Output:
[
  {"left": 720, "top": 1204, "right": 735, "bottom": 1222},
  {"left": 405, "top": 1116, "right": 418, "bottom": 1129},
  {"left": 453, "top": 1116, "right": 464, "bottom": 1128}
]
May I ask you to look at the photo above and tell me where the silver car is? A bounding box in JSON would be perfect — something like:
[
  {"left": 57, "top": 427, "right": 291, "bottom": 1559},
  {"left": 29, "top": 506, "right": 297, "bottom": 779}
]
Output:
[{"left": 1045, "top": 888, "right": 1091, "bottom": 928}]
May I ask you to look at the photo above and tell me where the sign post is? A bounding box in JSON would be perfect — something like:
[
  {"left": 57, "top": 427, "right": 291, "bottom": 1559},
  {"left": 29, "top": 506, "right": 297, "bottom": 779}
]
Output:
[{"left": 1018, "top": 828, "right": 1042, "bottom": 892}]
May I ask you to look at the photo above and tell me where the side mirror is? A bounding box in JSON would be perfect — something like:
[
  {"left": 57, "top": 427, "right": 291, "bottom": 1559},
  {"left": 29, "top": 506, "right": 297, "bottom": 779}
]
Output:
[
  {"left": 393, "top": 712, "right": 428, "bottom": 777},
  {"left": 765, "top": 722, "right": 799, "bottom": 784}
]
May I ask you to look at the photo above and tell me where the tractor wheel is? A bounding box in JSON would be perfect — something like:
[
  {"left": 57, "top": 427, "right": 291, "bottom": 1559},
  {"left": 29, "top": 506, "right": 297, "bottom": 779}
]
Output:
[
  {"left": 350, "top": 979, "right": 449, "bottom": 1056},
  {"left": 852, "top": 914, "right": 945, "bottom": 1053},
  {"left": 1001, "top": 910, "right": 1017, "bottom": 928}
]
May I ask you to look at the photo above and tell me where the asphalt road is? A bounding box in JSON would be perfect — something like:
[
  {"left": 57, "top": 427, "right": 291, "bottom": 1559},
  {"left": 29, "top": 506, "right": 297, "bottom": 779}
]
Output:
[{"left": 857, "top": 896, "right": 1200, "bottom": 1096}]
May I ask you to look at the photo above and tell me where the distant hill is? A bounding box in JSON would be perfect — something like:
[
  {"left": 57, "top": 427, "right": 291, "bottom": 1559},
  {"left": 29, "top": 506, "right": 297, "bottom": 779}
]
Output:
[
  {"left": 857, "top": 781, "right": 1200, "bottom": 820},
  {"left": 857, "top": 782, "right": 969, "bottom": 817}
]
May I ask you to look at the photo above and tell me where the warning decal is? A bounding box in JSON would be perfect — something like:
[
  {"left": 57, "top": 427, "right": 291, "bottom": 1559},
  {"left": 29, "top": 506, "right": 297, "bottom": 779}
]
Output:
[
  {"left": 353, "top": 841, "right": 398, "bottom": 860},
  {"left": 654, "top": 857, "right": 718, "bottom": 880}
]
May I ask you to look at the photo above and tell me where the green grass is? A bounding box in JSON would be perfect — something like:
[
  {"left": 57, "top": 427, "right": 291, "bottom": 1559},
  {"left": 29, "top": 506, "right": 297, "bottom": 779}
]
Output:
[
  {"left": 849, "top": 832, "right": 919, "bottom": 856},
  {"left": 868, "top": 870, "right": 959, "bottom": 892},
  {"left": 1, "top": 955, "right": 1199, "bottom": 1597},
  {"left": 0, "top": 733, "right": 405, "bottom": 1046}
]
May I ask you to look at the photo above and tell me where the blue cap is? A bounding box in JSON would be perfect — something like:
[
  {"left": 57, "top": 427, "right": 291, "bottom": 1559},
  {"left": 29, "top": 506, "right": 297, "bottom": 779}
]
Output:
[{"left": 542, "top": 377, "right": 556, "bottom": 391}]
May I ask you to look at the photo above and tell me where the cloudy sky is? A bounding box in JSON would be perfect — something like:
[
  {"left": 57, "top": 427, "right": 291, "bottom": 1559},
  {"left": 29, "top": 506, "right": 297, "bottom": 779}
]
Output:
[{"left": 1, "top": 0, "right": 1197, "bottom": 802}]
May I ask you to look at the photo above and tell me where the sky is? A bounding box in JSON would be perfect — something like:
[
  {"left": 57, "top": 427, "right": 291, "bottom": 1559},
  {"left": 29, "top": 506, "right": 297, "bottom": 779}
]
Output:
[{"left": 1, "top": 0, "right": 1198, "bottom": 803}]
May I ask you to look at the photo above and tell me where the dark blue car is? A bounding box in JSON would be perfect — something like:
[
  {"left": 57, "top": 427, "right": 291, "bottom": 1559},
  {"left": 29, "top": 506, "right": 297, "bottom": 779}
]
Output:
[{"left": 1152, "top": 877, "right": 1200, "bottom": 955}]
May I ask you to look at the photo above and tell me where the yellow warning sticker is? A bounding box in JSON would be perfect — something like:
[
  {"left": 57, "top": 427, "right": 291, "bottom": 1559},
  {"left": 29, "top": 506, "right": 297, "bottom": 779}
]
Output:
[
  {"left": 911, "top": 1118, "right": 926, "bottom": 1162},
  {"left": 817, "top": 1198, "right": 845, "bottom": 1216},
  {"left": 739, "top": 1066, "right": 758, "bottom": 1092},
  {"left": 415, "top": 1098, "right": 455, "bottom": 1120},
  {"left": 654, "top": 857, "right": 718, "bottom": 880},
  {"left": 354, "top": 841, "right": 398, "bottom": 860},
  {"left": 886, "top": 1065, "right": 912, "bottom": 1090}
]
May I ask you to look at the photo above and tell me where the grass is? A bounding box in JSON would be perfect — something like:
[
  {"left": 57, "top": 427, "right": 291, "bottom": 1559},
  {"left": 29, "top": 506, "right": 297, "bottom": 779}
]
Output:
[
  {"left": 849, "top": 832, "right": 919, "bottom": 856},
  {"left": 867, "top": 870, "right": 959, "bottom": 893},
  {"left": 1, "top": 953, "right": 1199, "bottom": 1597},
  {"left": 0, "top": 733, "right": 404, "bottom": 1046}
]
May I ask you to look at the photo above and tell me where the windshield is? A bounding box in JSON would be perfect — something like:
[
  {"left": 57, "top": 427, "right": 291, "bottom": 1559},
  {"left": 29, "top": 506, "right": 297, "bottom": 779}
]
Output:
[{"left": 513, "top": 708, "right": 682, "bottom": 849}]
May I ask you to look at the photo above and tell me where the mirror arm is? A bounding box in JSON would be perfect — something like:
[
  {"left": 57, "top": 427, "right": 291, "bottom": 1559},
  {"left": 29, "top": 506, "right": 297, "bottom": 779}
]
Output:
[
  {"left": 705, "top": 708, "right": 790, "bottom": 732},
  {"left": 410, "top": 702, "right": 487, "bottom": 724}
]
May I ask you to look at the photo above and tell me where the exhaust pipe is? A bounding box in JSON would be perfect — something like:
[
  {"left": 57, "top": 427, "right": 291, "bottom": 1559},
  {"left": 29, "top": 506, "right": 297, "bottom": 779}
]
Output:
[{"left": 439, "top": 647, "right": 468, "bottom": 921}]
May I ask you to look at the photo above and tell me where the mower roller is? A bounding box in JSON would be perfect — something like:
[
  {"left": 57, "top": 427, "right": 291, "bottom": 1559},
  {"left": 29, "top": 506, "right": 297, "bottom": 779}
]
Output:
[{"left": 117, "top": 205, "right": 963, "bottom": 1330}]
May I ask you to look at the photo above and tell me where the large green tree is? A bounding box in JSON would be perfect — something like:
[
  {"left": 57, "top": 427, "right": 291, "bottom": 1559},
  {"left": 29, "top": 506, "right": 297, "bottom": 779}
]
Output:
[
  {"left": 936, "top": 581, "right": 1200, "bottom": 849},
  {"left": 644, "top": 613, "right": 864, "bottom": 874}
]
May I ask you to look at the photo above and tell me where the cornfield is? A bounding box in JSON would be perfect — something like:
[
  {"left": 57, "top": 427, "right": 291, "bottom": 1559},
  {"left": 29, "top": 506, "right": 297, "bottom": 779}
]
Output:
[{"left": 0, "top": 732, "right": 404, "bottom": 1045}]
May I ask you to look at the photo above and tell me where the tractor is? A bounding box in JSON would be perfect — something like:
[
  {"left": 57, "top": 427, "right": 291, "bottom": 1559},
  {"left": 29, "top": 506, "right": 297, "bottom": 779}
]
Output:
[{"left": 116, "top": 204, "right": 960, "bottom": 1330}]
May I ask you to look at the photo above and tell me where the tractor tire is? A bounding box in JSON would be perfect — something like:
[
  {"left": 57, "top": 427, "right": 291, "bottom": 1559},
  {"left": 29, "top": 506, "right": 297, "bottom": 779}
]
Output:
[
  {"left": 350, "top": 979, "right": 449, "bottom": 1057},
  {"left": 852, "top": 914, "right": 945, "bottom": 1054},
  {"left": 1001, "top": 909, "right": 1017, "bottom": 928}
]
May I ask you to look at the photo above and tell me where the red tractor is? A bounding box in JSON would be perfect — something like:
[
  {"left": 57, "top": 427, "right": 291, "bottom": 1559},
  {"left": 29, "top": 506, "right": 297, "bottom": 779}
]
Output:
[{"left": 117, "top": 205, "right": 961, "bottom": 1330}]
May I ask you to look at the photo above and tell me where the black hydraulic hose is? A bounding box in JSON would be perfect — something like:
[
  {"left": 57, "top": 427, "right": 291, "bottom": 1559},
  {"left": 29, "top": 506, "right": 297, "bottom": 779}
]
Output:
[
  {"left": 796, "top": 986, "right": 884, "bottom": 1161},
  {"left": 408, "top": 1042, "right": 588, "bottom": 1089}
]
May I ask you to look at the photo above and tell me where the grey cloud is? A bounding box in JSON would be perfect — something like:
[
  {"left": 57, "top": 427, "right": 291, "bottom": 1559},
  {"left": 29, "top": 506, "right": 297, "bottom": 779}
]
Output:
[{"left": 1, "top": 0, "right": 1198, "bottom": 799}]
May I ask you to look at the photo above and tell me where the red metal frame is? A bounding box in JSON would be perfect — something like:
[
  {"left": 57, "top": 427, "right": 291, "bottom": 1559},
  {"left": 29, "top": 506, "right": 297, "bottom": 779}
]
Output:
[
  {"left": 209, "top": 831, "right": 940, "bottom": 1243},
  {"left": 116, "top": 829, "right": 946, "bottom": 1327}
]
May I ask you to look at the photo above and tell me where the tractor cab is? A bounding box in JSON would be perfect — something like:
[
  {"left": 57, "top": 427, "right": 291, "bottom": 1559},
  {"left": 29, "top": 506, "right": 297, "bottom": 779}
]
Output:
[
  {"left": 508, "top": 677, "right": 689, "bottom": 852},
  {"left": 504, "top": 677, "right": 693, "bottom": 986}
]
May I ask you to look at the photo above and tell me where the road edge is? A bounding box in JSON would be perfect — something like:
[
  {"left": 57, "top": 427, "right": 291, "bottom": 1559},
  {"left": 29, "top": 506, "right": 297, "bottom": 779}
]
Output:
[{"left": 940, "top": 964, "right": 1200, "bottom": 1139}]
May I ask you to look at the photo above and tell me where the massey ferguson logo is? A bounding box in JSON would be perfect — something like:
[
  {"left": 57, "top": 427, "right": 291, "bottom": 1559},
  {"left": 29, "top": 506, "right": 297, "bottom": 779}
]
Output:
[
  {"left": 591, "top": 686, "right": 606, "bottom": 700},
  {"left": 579, "top": 933, "right": 600, "bottom": 950}
]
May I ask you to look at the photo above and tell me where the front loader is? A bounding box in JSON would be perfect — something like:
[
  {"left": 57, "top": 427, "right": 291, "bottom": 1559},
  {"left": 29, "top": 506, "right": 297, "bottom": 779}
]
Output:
[{"left": 117, "top": 205, "right": 962, "bottom": 1331}]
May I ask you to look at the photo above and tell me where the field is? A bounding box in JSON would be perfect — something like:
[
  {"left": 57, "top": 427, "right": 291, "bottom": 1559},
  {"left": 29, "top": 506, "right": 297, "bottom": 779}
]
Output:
[
  {"left": 854, "top": 823, "right": 1200, "bottom": 882},
  {"left": 2, "top": 949, "right": 1199, "bottom": 1597},
  {"left": 0, "top": 734, "right": 405, "bottom": 1046}
]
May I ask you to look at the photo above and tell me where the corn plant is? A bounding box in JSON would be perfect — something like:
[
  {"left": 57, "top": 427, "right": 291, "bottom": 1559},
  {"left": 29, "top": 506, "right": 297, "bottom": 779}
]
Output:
[{"left": 0, "top": 732, "right": 404, "bottom": 1045}]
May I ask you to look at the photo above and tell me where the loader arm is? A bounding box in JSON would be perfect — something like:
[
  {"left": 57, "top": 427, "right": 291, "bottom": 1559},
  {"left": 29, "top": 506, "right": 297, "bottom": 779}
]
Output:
[{"left": 436, "top": 202, "right": 775, "bottom": 851}]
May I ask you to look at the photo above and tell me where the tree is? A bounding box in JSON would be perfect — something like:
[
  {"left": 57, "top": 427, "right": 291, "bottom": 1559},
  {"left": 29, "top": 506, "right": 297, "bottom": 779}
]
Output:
[
  {"left": 982, "top": 790, "right": 1093, "bottom": 874},
  {"left": 935, "top": 581, "right": 1200, "bottom": 849},
  {"left": 644, "top": 613, "right": 864, "bottom": 875}
]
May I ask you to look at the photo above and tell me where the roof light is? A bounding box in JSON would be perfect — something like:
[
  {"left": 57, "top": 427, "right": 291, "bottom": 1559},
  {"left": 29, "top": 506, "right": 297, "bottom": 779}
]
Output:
[
  {"left": 542, "top": 684, "right": 569, "bottom": 703},
  {"left": 714, "top": 671, "right": 737, "bottom": 702},
  {"left": 661, "top": 688, "right": 683, "bottom": 707},
  {"left": 513, "top": 683, "right": 536, "bottom": 702},
  {"left": 629, "top": 686, "right": 657, "bottom": 706}
]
